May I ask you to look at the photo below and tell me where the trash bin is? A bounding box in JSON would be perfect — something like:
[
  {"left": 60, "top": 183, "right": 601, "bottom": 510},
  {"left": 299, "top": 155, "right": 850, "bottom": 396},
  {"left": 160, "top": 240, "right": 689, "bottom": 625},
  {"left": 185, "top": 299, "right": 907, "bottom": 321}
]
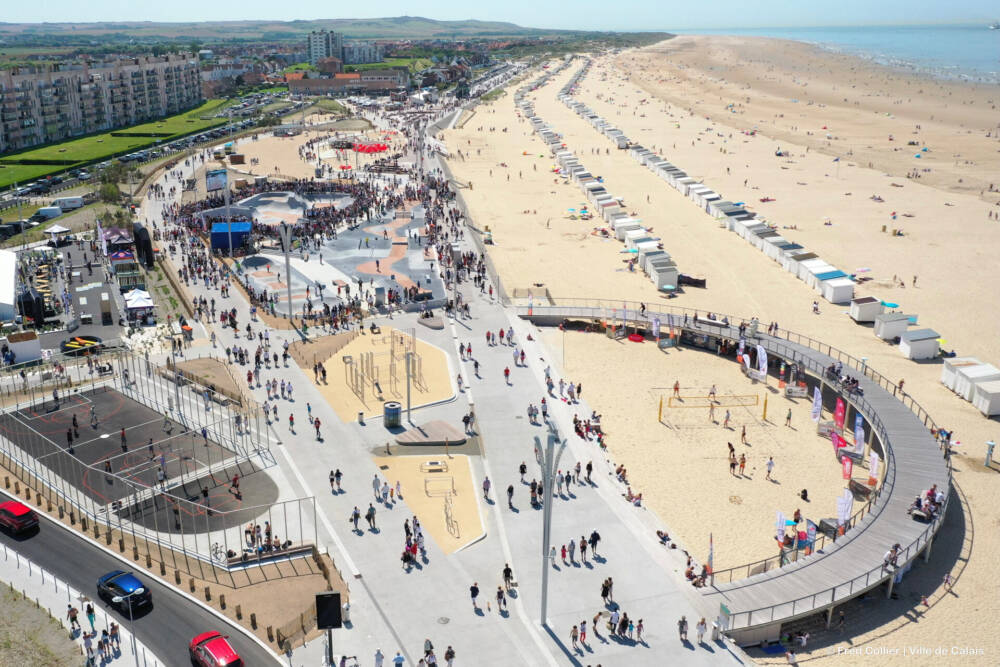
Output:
[
  {"left": 358, "top": 411, "right": 364, "bottom": 424},
  {"left": 342, "top": 602, "right": 351, "bottom": 624},
  {"left": 384, "top": 401, "right": 402, "bottom": 428}
]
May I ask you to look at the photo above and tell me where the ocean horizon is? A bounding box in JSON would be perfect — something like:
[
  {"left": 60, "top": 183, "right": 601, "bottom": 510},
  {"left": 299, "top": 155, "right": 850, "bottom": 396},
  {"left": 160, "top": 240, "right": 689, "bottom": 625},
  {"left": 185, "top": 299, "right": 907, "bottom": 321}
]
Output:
[{"left": 668, "top": 24, "right": 1000, "bottom": 83}]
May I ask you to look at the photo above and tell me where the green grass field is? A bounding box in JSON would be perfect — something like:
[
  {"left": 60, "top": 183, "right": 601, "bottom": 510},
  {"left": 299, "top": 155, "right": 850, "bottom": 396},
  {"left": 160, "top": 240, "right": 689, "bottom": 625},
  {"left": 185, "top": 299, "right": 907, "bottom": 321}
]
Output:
[
  {"left": 0, "top": 99, "right": 229, "bottom": 190},
  {"left": 348, "top": 57, "right": 432, "bottom": 74}
]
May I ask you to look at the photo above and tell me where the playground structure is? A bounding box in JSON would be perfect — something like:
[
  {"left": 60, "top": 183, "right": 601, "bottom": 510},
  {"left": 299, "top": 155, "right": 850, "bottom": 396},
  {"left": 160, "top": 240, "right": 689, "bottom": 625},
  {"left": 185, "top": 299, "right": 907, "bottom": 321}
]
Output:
[
  {"left": 343, "top": 328, "right": 426, "bottom": 405},
  {"left": 422, "top": 462, "right": 460, "bottom": 540}
]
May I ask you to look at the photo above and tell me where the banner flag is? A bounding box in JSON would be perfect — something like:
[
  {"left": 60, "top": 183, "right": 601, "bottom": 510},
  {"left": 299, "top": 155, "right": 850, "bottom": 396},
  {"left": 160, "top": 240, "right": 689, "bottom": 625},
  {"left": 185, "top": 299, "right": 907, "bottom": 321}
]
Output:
[
  {"left": 527, "top": 294, "right": 533, "bottom": 316},
  {"left": 834, "top": 398, "right": 846, "bottom": 431},
  {"left": 836, "top": 488, "right": 854, "bottom": 526},
  {"left": 831, "top": 431, "right": 848, "bottom": 454},
  {"left": 870, "top": 451, "right": 881, "bottom": 479},
  {"left": 756, "top": 345, "right": 768, "bottom": 374},
  {"left": 744, "top": 354, "right": 752, "bottom": 371},
  {"left": 707, "top": 533, "right": 714, "bottom": 575},
  {"left": 775, "top": 511, "right": 786, "bottom": 542},
  {"left": 854, "top": 413, "right": 865, "bottom": 454},
  {"left": 738, "top": 338, "right": 745, "bottom": 355},
  {"left": 805, "top": 519, "right": 817, "bottom": 547},
  {"left": 842, "top": 455, "right": 853, "bottom": 479},
  {"left": 811, "top": 386, "right": 823, "bottom": 422},
  {"left": 652, "top": 317, "right": 661, "bottom": 338}
]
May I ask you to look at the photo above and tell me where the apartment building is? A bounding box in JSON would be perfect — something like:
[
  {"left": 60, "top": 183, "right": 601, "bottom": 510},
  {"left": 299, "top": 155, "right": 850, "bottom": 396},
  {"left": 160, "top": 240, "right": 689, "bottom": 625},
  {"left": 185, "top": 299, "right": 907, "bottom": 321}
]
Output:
[
  {"left": 0, "top": 54, "right": 201, "bottom": 154},
  {"left": 308, "top": 30, "right": 344, "bottom": 66},
  {"left": 342, "top": 42, "right": 384, "bottom": 65}
]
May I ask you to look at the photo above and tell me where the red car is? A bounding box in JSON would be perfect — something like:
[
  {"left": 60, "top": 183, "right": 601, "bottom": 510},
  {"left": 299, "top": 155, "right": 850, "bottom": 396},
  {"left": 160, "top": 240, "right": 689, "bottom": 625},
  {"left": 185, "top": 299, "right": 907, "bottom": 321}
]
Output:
[
  {"left": 0, "top": 500, "right": 39, "bottom": 535},
  {"left": 189, "top": 631, "right": 243, "bottom": 667}
]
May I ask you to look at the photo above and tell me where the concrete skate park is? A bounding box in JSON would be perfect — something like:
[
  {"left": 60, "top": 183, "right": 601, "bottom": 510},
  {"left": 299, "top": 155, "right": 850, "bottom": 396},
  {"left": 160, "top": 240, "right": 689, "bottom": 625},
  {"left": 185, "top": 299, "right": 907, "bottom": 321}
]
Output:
[{"left": 207, "top": 191, "right": 447, "bottom": 315}]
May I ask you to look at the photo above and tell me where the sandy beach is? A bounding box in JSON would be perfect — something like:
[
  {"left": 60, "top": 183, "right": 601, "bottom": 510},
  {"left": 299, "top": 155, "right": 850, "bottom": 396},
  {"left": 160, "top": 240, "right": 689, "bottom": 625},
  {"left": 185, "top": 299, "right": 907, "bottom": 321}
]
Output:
[{"left": 441, "top": 42, "right": 1000, "bottom": 664}]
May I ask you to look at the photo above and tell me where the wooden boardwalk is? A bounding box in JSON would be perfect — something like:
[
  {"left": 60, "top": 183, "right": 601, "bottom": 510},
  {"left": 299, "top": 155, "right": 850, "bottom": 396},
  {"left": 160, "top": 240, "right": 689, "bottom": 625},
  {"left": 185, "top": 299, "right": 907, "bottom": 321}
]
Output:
[{"left": 517, "top": 302, "right": 951, "bottom": 638}]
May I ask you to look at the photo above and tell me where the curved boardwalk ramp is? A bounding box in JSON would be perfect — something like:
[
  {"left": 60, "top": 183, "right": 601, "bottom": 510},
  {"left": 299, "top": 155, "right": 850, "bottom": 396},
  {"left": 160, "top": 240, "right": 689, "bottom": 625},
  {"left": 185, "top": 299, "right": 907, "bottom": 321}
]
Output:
[{"left": 517, "top": 300, "right": 952, "bottom": 645}]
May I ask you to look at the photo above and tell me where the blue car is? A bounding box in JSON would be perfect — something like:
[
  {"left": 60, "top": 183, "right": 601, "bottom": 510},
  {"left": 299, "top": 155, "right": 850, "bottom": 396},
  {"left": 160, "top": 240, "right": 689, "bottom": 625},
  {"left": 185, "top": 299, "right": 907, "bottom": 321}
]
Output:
[{"left": 97, "top": 571, "right": 152, "bottom": 614}]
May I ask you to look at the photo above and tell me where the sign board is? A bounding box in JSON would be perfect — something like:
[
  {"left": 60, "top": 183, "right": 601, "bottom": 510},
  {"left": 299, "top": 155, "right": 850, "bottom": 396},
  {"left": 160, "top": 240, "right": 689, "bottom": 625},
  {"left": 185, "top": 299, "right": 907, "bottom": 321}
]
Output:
[
  {"left": 205, "top": 169, "right": 227, "bottom": 193},
  {"left": 315, "top": 592, "right": 342, "bottom": 630}
]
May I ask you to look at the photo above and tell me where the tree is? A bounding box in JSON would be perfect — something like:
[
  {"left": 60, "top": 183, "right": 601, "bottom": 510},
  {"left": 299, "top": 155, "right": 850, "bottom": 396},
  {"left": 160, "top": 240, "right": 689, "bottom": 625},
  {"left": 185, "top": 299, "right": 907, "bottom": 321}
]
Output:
[{"left": 99, "top": 182, "right": 121, "bottom": 204}]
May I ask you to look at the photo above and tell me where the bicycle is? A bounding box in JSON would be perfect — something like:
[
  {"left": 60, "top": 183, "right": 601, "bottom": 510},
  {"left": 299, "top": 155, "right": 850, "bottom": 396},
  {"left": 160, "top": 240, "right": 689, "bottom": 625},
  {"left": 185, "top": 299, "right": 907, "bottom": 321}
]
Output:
[{"left": 210, "top": 542, "right": 227, "bottom": 563}]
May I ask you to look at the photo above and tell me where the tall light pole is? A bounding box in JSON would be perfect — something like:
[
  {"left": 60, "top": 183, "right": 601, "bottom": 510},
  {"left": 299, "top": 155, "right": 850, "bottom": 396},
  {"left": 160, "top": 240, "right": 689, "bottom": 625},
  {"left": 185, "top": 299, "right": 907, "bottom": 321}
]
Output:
[
  {"left": 538, "top": 423, "right": 566, "bottom": 627},
  {"left": 111, "top": 588, "right": 144, "bottom": 667},
  {"left": 278, "top": 222, "right": 294, "bottom": 324}
]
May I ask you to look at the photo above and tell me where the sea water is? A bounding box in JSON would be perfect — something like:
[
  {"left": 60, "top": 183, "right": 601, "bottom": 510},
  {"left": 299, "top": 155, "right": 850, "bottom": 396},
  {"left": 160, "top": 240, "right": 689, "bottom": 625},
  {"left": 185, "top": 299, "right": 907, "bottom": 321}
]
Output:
[{"left": 672, "top": 24, "right": 1000, "bottom": 83}]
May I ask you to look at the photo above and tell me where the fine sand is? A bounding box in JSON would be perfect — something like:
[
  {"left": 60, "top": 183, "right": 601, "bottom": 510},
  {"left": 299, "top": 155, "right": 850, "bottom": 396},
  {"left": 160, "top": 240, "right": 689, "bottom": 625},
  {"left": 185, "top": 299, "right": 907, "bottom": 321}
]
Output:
[{"left": 441, "top": 44, "right": 998, "bottom": 664}]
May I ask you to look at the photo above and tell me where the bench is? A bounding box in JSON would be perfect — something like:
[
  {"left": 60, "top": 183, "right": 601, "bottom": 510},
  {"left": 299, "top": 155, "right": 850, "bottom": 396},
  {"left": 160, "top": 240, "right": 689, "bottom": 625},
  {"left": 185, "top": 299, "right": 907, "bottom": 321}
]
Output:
[
  {"left": 910, "top": 509, "right": 930, "bottom": 523},
  {"left": 226, "top": 544, "right": 313, "bottom": 567},
  {"left": 420, "top": 460, "right": 449, "bottom": 473}
]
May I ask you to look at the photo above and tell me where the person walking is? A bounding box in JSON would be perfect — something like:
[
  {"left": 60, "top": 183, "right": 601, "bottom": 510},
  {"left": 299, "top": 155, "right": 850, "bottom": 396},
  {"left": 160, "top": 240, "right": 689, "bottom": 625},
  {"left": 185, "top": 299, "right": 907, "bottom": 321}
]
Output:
[
  {"left": 766, "top": 457, "right": 775, "bottom": 480},
  {"left": 373, "top": 473, "right": 381, "bottom": 500},
  {"left": 741, "top": 424, "right": 747, "bottom": 444},
  {"left": 503, "top": 563, "right": 514, "bottom": 590},
  {"left": 85, "top": 602, "right": 96, "bottom": 632},
  {"left": 506, "top": 484, "right": 514, "bottom": 509},
  {"left": 67, "top": 605, "right": 80, "bottom": 631},
  {"left": 585, "top": 460, "right": 593, "bottom": 483},
  {"left": 365, "top": 503, "right": 377, "bottom": 530},
  {"left": 739, "top": 454, "right": 747, "bottom": 476},
  {"left": 589, "top": 530, "right": 601, "bottom": 556},
  {"left": 579, "top": 619, "right": 587, "bottom": 644},
  {"left": 580, "top": 536, "right": 588, "bottom": 563},
  {"left": 785, "top": 408, "right": 793, "bottom": 427},
  {"left": 470, "top": 582, "right": 480, "bottom": 610},
  {"left": 351, "top": 507, "right": 360, "bottom": 531},
  {"left": 570, "top": 625, "right": 579, "bottom": 649},
  {"left": 568, "top": 537, "right": 576, "bottom": 563},
  {"left": 636, "top": 618, "right": 644, "bottom": 643},
  {"left": 519, "top": 461, "right": 527, "bottom": 482},
  {"left": 696, "top": 617, "right": 708, "bottom": 644},
  {"left": 678, "top": 615, "right": 689, "bottom": 642},
  {"left": 600, "top": 579, "right": 610, "bottom": 606},
  {"left": 482, "top": 476, "right": 491, "bottom": 500},
  {"left": 496, "top": 585, "right": 507, "bottom": 610},
  {"left": 444, "top": 646, "right": 455, "bottom": 667}
]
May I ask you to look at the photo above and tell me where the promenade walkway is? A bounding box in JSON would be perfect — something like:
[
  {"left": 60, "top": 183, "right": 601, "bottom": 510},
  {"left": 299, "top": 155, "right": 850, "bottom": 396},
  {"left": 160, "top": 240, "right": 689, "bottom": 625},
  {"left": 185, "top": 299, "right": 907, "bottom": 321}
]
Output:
[
  {"left": 517, "top": 300, "right": 951, "bottom": 645},
  {"left": 139, "top": 124, "right": 746, "bottom": 665}
]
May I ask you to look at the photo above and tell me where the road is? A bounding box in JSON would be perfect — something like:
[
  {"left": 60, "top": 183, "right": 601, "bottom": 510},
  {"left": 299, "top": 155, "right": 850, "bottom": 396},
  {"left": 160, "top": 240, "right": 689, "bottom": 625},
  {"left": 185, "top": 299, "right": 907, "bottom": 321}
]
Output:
[{"left": 0, "top": 498, "right": 279, "bottom": 667}]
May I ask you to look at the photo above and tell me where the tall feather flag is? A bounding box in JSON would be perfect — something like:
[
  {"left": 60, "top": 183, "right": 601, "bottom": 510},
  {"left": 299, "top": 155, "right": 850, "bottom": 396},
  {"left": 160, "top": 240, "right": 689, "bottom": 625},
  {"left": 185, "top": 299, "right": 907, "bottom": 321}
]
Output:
[{"left": 707, "top": 533, "right": 714, "bottom": 575}]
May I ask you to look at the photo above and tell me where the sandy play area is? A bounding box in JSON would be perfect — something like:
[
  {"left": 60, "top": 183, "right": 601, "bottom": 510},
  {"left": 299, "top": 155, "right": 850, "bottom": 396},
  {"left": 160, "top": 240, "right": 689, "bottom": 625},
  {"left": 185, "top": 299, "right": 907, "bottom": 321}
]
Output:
[
  {"left": 373, "top": 454, "right": 483, "bottom": 555},
  {"left": 442, "top": 47, "right": 996, "bottom": 663},
  {"left": 306, "top": 326, "right": 453, "bottom": 422},
  {"left": 541, "top": 328, "right": 867, "bottom": 569}
]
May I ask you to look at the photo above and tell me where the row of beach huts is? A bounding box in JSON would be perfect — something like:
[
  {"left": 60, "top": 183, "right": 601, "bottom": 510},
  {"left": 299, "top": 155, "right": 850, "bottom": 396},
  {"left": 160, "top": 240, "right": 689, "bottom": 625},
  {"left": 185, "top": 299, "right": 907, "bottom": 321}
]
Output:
[
  {"left": 520, "top": 58, "right": 1000, "bottom": 416},
  {"left": 560, "top": 59, "right": 859, "bottom": 307},
  {"left": 514, "top": 59, "right": 681, "bottom": 291}
]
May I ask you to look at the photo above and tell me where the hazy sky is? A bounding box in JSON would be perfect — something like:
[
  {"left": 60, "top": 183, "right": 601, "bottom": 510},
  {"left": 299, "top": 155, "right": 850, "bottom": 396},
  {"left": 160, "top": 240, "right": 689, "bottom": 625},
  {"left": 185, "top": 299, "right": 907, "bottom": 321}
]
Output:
[{"left": 5, "top": 0, "right": 994, "bottom": 30}]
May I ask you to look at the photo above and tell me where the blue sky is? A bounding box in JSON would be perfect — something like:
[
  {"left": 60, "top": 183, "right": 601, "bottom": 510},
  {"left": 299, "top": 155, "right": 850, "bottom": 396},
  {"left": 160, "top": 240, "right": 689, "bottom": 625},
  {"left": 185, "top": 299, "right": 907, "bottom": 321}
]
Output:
[{"left": 4, "top": 0, "right": 995, "bottom": 30}]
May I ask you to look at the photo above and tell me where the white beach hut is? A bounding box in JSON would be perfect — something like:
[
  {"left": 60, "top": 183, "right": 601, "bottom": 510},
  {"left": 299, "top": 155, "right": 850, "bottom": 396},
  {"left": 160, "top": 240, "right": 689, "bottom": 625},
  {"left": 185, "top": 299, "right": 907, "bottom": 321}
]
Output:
[
  {"left": 874, "top": 312, "right": 911, "bottom": 340},
  {"left": 940, "top": 357, "right": 982, "bottom": 391},
  {"left": 850, "top": 296, "right": 884, "bottom": 323},
  {"left": 972, "top": 380, "right": 1000, "bottom": 416},
  {"left": 954, "top": 363, "right": 1000, "bottom": 402},
  {"left": 899, "top": 329, "right": 941, "bottom": 360},
  {"left": 821, "top": 277, "right": 856, "bottom": 304}
]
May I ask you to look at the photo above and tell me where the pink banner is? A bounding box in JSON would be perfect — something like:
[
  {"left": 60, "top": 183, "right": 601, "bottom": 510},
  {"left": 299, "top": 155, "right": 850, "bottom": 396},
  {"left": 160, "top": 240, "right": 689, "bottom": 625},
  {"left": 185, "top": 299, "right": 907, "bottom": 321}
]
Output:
[
  {"left": 841, "top": 455, "right": 853, "bottom": 479},
  {"left": 834, "top": 398, "right": 846, "bottom": 431},
  {"left": 831, "top": 431, "right": 848, "bottom": 454}
]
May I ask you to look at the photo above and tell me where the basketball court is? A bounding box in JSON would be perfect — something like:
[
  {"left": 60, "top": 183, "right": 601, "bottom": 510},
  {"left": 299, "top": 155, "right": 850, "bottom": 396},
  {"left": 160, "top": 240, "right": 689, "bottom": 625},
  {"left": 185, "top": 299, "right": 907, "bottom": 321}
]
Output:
[{"left": 0, "top": 386, "right": 278, "bottom": 532}]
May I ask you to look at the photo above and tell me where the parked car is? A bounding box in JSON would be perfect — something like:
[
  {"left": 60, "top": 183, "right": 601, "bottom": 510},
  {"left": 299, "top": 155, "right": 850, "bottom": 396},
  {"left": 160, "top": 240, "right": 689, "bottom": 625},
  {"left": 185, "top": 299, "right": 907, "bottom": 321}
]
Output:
[
  {"left": 189, "top": 631, "right": 243, "bottom": 667},
  {"left": 96, "top": 571, "right": 152, "bottom": 614},
  {"left": 0, "top": 500, "right": 39, "bottom": 535}
]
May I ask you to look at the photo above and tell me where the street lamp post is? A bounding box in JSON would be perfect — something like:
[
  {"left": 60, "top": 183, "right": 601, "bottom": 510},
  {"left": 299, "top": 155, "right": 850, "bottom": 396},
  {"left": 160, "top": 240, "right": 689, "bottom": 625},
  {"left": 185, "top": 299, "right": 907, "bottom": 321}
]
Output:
[
  {"left": 278, "top": 223, "right": 294, "bottom": 324},
  {"left": 111, "top": 588, "right": 145, "bottom": 667},
  {"left": 538, "top": 423, "right": 566, "bottom": 627}
]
